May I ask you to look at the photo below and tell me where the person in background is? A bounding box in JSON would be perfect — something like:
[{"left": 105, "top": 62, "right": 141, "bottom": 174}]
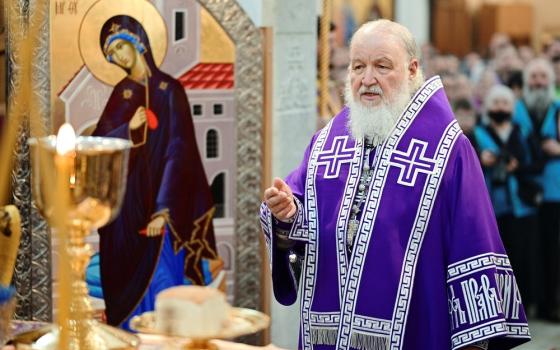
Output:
[
  {"left": 546, "top": 38, "right": 560, "bottom": 98},
  {"left": 454, "top": 98, "right": 479, "bottom": 153},
  {"left": 505, "top": 69, "right": 524, "bottom": 100},
  {"left": 512, "top": 57, "right": 560, "bottom": 323},
  {"left": 529, "top": 58, "right": 560, "bottom": 322},
  {"left": 518, "top": 45, "right": 536, "bottom": 65},
  {"left": 515, "top": 58, "right": 558, "bottom": 138},
  {"left": 473, "top": 68, "right": 499, "bottom": 114},
  {"left": 453, "top": 74, "right": 474, "bottom": 103},
  {"left": 462, "top": 52, "right": 485, "bottom": 83},
  {"left": 493, "top": 45, "right": 523, "bottom": 86},
  {"left": 420, "top": 43, "right": 438, "bottom": 76},
  {"left": 488, "top": 32, "right": 511, "bottom": 60},
  {"left": 475, "top": 85, "right": 540, "bottom": 314}
]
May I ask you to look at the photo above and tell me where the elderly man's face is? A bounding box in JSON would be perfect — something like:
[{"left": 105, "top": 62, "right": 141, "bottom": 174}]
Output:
[
  {"left": 349, "top": 30, "right": 415, "bottom": 108},
  {"left": 527, "top": 67, "right": 551, "bottom": 90}
]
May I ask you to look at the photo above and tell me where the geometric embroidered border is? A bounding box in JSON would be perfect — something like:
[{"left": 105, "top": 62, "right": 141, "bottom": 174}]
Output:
[
  {"left": 300, "top": 119, "right": 334, "bottom": 349},
  {"left": 451, "top": 320, "right": 508, "bottom": 349},
  {"left": 450, "top": 320, "right": 530, "bottom": 350},
  {"left": 309, "top": 312, "right": 392, "bottom": 336},
  {"left": 310, "top": 311, "right": 340, "bottom": 327},
  {"left": 506, "top": 323, "right": 531, "bottom": 337},
  {"left": 335, "top": 138, "right": 364, "bottom": 294},
  {"left": 389, "top": 120, "right": 463, "bottom": 350},
  {"left": 259, "top": 201, "right": 300, "bottom": 293},
  {"left": 260, "top": 202, "right": 274, "bottom": 268},
  {"left": 288, "top": 196, "right": 309, "bottom": 242},
  {"left": 337, "top": 76, "right": 445, "bottom": 350},
  {"left": 447, "top": 253, "right": 511, "bottom": 281},
  {"left": 354, "top": 314, "right": 392, "bottom": 335}
]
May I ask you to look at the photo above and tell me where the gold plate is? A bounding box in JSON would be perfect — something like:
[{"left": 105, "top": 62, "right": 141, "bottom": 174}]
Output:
[
  {"left": 9, "top": 321, "right": 140, "bottom": 350},
  {"left": 130, "top": 307, "right": 270, "bottom": 340}
]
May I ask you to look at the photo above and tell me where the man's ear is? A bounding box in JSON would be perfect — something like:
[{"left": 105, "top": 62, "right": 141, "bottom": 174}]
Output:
[{"left": 408, "top": 58, "right": 419, "bottom": 79}]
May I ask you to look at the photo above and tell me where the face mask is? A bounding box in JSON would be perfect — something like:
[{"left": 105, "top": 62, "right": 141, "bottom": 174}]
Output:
[{"left": 488, "top": 110, "right": 512, "bottom": 124}]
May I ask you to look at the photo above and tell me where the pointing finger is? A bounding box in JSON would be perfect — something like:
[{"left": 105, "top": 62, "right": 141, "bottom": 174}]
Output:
[
  {"left": 273, "top": 177, "right": 292, "bottom": 197},
  {"left": 273, "top": 177, "right": 287, "bottom": 191}
]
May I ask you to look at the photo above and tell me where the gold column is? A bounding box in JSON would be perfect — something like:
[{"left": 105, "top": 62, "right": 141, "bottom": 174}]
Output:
[
  {"left": 3, "top": 0, "right": 72, "bottom": 347},
  {"left": 319, "top": 0, "right": 332, "bottom": 120},
  {"left": 0, "top": 0, "right": 43, "bottom": 205}
]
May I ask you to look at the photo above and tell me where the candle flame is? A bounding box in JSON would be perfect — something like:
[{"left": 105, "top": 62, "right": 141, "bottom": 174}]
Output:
[{"left": 56, "top": 123, "right": 76, "bottom": 155}]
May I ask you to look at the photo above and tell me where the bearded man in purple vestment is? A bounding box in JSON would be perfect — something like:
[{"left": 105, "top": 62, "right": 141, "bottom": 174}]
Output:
[
  {"left": 92, "top": 15, "right": 218, "bottom": 329},
  {"left": 261, "top": 20, "right": 531, "bottom": 350}
]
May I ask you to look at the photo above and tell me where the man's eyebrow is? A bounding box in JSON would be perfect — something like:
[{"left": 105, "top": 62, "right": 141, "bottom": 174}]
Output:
[
  {"left": 373, "top": 55, "right": 393, "bottom": 62},
  {"left": 351, "top": 54, "right": 394, "bottom": 63}
]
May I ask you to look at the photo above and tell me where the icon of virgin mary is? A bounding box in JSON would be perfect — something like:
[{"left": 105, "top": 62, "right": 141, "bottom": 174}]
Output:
[{"left": 82, "top": 8, "right": 218, "bottom": 328}]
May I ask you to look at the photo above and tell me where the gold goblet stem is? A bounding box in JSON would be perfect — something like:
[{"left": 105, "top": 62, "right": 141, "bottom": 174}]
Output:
[{"left": 64, "top": 220, "right": 104, "bottom": 350}]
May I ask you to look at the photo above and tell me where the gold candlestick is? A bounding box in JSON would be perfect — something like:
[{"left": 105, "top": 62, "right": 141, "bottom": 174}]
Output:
[{"left": 28, "top": 127, "right": 139, "bottom": 350}]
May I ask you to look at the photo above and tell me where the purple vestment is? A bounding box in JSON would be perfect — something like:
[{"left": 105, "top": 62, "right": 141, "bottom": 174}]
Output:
[{"left": 261, "top": 77, "right": 531, "bottom": 349}]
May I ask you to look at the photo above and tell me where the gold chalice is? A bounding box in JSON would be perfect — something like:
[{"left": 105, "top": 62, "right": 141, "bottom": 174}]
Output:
[{"left": 28, "top": 129, "right": 139, "bottom": 350}]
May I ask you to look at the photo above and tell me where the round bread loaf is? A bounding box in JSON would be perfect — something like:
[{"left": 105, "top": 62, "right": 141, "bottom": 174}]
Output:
[{"left": 155, "top": 286, "right": 230, "bottom": 337}]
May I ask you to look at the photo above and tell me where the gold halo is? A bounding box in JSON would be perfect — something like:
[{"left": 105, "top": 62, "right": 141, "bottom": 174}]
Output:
[{"left": 78, "top": 0, "right": 168, "bottom": 86}]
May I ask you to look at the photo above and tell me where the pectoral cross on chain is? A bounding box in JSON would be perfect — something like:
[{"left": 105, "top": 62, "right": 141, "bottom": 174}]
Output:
[{"left": 347, "top": 219, "right": 359, "bottom": 249}]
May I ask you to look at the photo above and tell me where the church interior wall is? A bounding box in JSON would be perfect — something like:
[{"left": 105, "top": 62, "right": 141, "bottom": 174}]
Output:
[{"left": 462, "top": 0, "right": 559, "bottom": 51}]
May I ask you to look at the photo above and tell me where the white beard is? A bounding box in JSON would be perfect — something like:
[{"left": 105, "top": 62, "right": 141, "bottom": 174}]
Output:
[
  {"left": 524, "top": 87, "right": 553, "bottom": 111},
  {"left": 345, "top": 78, "right": 413, "bottom": 146}
]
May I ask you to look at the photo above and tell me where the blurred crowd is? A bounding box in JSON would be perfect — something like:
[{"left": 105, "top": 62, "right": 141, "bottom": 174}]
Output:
[{"left": 325, "top": 31, "right": 560, "bottom": 322}]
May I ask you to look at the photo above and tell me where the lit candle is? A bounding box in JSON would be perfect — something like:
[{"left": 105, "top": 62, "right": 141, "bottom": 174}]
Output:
[
  {"left": 56, "top": 123, "right": 76, "bottom": 156},
  {"left": 54, "top": 123, "right": 76, "bottom": 350}
]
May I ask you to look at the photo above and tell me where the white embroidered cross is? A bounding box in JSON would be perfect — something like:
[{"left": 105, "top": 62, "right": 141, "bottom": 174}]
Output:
[
  {"left": 389, "top": 138, "right": 436, "bottom": 187},
  {"left": 316, "top": 136, "right": 356, "bottom": 179}
]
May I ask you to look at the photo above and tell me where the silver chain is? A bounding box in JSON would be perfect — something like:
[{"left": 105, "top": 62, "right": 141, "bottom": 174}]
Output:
[{"left": 346, "top": 142, "right": 375, "bottom": 251}]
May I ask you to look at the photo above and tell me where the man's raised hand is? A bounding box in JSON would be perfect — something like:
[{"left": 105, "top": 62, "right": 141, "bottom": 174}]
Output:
[{"left": 264, "top": 177, "right": 296, "bottom": 221}]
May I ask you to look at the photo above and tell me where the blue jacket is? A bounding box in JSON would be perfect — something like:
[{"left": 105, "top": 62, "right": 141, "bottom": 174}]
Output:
[
  {"left": 474, "top": 124, "right": 537, "bottom": 218},
  {"left": 514, "top": 100, "right": 560, "bottom": 202}
]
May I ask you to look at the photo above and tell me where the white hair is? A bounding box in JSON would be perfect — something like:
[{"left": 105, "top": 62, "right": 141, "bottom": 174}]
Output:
[
  {"left": 350, "top": 19, "right": 425, "bottom": 89},
  {"left": 484, "top": 84, "right": 515, "bottom": 114},
  {"left": 352, "top": 19, "right": 419, "bottom": 61}
]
